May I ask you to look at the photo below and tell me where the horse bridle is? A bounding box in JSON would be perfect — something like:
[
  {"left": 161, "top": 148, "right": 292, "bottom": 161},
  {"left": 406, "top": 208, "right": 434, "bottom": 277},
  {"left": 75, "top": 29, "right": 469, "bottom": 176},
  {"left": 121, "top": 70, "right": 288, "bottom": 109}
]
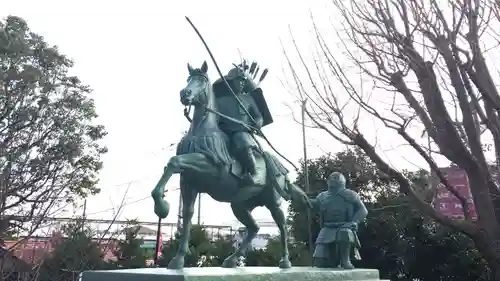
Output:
[{"left": 183, "top": 73, "right": 209, "bottom": 123}]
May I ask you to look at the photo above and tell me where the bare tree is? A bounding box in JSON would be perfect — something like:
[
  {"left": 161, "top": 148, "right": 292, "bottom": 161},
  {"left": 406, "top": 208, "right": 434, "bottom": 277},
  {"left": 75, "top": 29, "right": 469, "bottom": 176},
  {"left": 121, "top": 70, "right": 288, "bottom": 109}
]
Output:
[
  {"left": 29, "top": 192, "right": 128, "bottom": 281},
  {"left": 284, "top": 0, "right": 500, "bottom": 278}
]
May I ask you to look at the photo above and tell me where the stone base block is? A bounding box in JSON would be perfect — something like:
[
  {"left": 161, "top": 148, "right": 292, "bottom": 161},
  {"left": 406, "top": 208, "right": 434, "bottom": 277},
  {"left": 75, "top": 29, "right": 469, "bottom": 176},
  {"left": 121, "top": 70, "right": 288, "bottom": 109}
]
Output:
[{"left": 81, "top": 266, "right": 389, "bottom": 281}]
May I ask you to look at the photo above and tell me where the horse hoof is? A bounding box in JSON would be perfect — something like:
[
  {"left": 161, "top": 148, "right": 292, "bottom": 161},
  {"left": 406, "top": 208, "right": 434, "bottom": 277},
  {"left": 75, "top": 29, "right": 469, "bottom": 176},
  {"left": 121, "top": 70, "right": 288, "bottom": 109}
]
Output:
[
  {"left": 167, "top": 256, "right": 184, "bottom": 269},
  {"left": 341, "top": 262, "right": 355, "bottom": 270},
  {"left": 222, "top": 256, "right": 238, "bottom": 268},
  {"left": 279, "top": 258, "right": 292, "bottom": 269},
  {"left": 153, "top": 198, "right": 170, "bottom": 219}
]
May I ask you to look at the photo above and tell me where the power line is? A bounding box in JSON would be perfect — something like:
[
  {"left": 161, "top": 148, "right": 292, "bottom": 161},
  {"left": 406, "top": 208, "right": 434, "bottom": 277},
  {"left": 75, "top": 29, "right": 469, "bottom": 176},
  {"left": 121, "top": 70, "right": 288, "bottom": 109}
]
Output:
[
  {"left": 85, "top": 187, "right": 279, "bottom": 228},
  {"left": 85, "top": 196, "right": 149, "bottom": 216},
  {"left": 100, "top": 144, "right": 178, "bottom": 189},
  {"left": 85, "top": 187, "right": 180, "bottom": 216},
  {"left": 72, "top": 175, "right": 165, "bottom": 215},
  {"left": 86, "top": 197, "right": 278, "bottom": 227},
  {"left": 23, "top": 216, "right": 235, "bottom": 230},
  {"left": 104, "top": 176, "right": 157, "bottom": 188},
  {"left": 84, "top": 143, "right": 180, "bottom": 216}
]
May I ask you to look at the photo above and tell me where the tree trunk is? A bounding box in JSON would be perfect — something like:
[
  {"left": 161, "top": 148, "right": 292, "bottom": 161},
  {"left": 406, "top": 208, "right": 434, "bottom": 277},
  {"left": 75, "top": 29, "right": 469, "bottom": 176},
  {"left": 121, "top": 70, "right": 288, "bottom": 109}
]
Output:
[
  {"left": 466, "top": 171, "right": 500, "bottom": 280},
  {"left": 473, "top": 229, "right": 500, "bottom": 280},
  {"left": 488, "top": 259, "right": 500, "bottom": 281}
]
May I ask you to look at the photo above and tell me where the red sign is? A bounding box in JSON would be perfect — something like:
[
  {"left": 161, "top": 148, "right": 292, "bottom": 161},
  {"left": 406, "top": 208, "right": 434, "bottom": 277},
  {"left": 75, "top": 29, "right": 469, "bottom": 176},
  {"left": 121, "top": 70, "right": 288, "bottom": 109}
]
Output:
[
  {"left": 156, "top": 231, "right": 163, "bottom": 260},
  {"left": 432, "top": 167, "right": 477, "bottom": 220}
]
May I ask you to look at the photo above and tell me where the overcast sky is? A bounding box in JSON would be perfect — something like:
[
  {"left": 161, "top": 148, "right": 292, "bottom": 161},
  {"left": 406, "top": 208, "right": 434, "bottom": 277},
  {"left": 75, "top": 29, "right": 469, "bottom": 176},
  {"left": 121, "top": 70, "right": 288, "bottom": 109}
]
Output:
[{"left": 3, "top": 0, "right": 494, "bottom": 233}]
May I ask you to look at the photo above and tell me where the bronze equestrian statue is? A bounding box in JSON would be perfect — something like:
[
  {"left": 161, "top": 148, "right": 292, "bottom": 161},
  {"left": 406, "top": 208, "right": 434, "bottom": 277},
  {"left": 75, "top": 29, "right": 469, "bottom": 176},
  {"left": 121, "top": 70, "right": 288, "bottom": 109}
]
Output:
[{"left": 150, "top": 61, "right": 311, "bottom": 269}]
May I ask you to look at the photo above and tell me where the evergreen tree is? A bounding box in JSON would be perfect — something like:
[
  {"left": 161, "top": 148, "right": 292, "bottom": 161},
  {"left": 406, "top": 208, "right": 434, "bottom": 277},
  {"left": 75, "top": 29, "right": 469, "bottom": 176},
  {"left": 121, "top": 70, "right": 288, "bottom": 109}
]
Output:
[
  {"left": 113, "top": 221, "right": 148, "bottom": 268},
  {"left": 40, "top": 220, "right": 111, "bottom": 281}
]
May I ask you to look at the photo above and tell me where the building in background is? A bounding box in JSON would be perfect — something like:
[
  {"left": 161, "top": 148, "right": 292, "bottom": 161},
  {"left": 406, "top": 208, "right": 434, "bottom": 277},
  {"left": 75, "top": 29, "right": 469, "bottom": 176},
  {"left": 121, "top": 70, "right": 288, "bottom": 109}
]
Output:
[
  {"left": 5, "top": 223, "right": 242, "bottom": 264},
  {"left": 431, "top": 166, "right": 477, "bottom": 220},
  {"left": 0, "top": 247, "right": 33, "bottom": 281},
  {"left": 4, "top": 235, "right": 119, "bottom": 263}
]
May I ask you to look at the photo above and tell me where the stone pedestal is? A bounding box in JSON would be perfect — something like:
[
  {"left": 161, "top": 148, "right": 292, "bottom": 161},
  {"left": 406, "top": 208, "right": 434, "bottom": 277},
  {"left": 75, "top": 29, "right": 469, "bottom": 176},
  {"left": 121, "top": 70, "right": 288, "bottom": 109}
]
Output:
[{"left": 81, "top": 267, "right": 389, "bottom": 281}]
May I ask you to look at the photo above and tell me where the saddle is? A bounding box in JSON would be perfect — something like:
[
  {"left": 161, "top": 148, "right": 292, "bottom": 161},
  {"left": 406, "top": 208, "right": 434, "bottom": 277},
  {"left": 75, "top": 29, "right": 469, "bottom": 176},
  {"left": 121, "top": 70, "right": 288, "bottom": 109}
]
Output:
[{"left": 226, "top": 138, "right": 290, "bottom": 197}]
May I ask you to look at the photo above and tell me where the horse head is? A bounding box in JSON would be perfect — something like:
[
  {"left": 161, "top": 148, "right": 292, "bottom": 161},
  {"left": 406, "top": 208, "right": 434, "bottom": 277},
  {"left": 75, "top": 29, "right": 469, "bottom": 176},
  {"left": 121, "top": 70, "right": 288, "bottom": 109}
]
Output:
[{"left": 180, "top": 61, "right": 210, "bottom": 107}]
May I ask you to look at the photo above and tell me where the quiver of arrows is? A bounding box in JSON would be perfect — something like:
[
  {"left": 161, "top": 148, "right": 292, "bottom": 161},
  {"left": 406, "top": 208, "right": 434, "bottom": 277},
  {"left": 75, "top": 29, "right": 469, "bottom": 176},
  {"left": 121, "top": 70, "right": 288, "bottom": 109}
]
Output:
[{"left": 237, "top": 60, "right": 269, "bottom": 90}]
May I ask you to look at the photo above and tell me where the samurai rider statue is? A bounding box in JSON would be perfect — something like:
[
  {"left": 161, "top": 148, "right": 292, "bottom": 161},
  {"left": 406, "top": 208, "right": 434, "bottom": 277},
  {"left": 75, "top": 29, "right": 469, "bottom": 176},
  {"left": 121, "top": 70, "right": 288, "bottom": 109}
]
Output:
[
  {"left": 309, "top": 172, "right": 368, "bottom": 269},
  {"left": 212, "top": 62, "right": 273, "bottom": 187}
]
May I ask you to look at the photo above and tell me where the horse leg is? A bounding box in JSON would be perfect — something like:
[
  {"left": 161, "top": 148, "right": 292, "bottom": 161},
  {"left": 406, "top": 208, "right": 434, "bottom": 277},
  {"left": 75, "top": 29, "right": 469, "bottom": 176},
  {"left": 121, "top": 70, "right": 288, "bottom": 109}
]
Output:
[
  {"left": 222, "top": 204, "right": 259, "bottom": 268},
  {"left": 268, "top": 202, "right": 292, "bottom": 268},
  {"left": 151, "top": 153, "right": 214, "bottom": 218},
  {"left": 167, "top": 185, "right": 198, "bottom": 269}
]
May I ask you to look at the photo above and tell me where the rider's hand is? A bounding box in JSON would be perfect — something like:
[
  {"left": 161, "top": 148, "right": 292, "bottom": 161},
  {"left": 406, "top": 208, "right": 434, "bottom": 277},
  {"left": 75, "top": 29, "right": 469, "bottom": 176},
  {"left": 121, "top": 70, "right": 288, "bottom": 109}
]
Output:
[
  {"left": 254, "top": 129, "right": 263, "bottom": 137},
  {"left": 248, "top": 125, "right": 261, "bottom": 136}
]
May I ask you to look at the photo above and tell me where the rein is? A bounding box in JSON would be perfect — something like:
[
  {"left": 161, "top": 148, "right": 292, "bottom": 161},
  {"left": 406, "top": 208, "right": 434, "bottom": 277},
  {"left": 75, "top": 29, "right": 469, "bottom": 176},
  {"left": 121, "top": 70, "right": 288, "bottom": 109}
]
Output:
[
  {"left": 181, "top": 73, "right": 298, "bottom": 171},
  {"left": 183, "top": 106, "right": 192, "bottom": 123},
  {"left": 180, "top": 77, "right": 259, "bottom": 133},
  {"left": 182, "top": 103, "right": 258, "bottom": 133}
]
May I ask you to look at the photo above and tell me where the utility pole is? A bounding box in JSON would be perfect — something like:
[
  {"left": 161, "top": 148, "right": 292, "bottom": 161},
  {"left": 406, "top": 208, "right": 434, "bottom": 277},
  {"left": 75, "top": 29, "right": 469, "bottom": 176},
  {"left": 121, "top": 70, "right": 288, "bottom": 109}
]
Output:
[
  {"left": 82, "top": 199, "right": 87, "bottom": 218},
  {"left": 197, "top": 194, "right": 202, "bottom": 225},
  {"left": 81, "top": 199, "right": 87, "bottom": 232},
  {"left": 176, "top": 191, "right": 182, "bottom": 231},
  {"left": 301, "top": 99, "right": 314, "bottom": 262}
]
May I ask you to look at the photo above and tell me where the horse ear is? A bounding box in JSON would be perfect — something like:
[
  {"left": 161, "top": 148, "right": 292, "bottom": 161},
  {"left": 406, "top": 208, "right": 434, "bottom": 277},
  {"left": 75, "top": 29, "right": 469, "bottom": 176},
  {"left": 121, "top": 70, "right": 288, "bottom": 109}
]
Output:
[
  {"left": 201, "top": 61, "right": 208, "bottom": 73},
  {"left": 187, "top": 63, "right": 194, "bottom": 74}
]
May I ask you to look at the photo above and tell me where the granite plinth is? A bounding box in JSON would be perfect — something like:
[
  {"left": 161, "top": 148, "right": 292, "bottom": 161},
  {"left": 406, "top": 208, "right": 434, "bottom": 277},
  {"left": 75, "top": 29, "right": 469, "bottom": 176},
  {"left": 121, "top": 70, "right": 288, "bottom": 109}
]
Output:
[{"left": 81, "top": 266, "right": 388, "bottom": 281}]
